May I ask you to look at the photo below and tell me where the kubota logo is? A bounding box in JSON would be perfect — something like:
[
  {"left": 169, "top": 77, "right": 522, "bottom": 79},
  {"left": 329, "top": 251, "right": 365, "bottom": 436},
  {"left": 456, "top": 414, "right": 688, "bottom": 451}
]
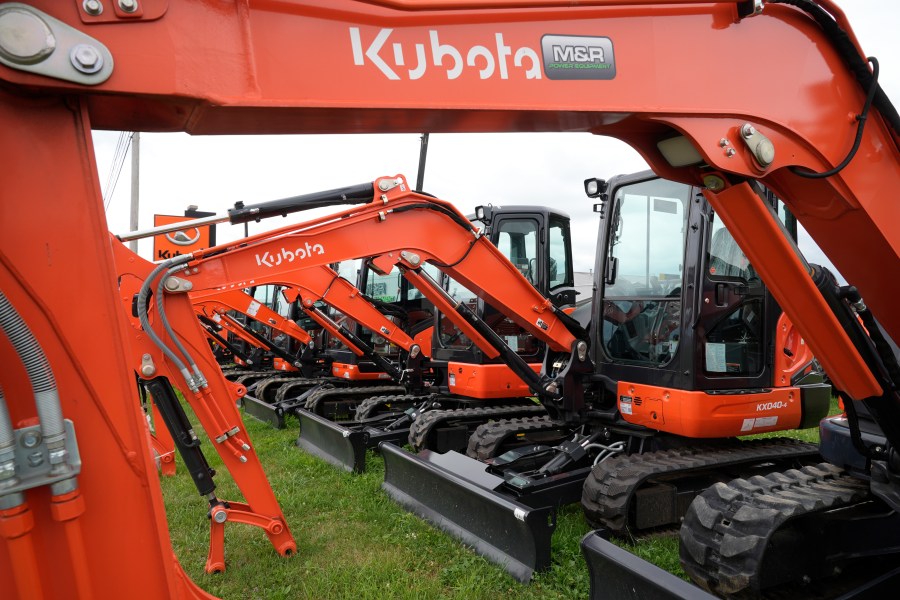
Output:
[
  {"left": 255, "top": 243, "right": 325, "bottom": 268},
  {"left": 349, "top": 27, "right": 542, "bottom": 81},
  {"left": 757, "top": 401, "right": 788, "bottom": 412},
  {"left": 165, "top": 227, "right": 202, "bottom": 246}
]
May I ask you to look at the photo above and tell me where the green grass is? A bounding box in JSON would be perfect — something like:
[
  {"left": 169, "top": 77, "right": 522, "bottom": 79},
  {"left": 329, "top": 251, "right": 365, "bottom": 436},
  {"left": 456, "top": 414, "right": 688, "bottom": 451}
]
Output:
[{"left": 161, "top": 398, "right": 840, "bottom": 599}]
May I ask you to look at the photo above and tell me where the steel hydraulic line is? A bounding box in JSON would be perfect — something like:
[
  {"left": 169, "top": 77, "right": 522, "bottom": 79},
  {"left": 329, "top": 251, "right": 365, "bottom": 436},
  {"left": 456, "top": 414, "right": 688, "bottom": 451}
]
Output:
[
  {"left": 155, "top": 269, "right": 249, "bottom": 449},
  {"left": 156, "top": 265, "right": 206, "bottom": 387},
  {"left": 140, "top": 260, "right": 249, "bottom": 454},
  {"left": 0, "top": 292, "right": 91, "bottom": 598},
  {"left": 0, "top": 291, "right": 70, "bottom": 485},
  {"left": 0, "top": 384, "right": 43, "bottom": 599},
  {"left": 136, "top": 256, "right": 196, "bottom": 389},
  {"left": 0, "top": 387, "right": 16, "bottom": 501}
]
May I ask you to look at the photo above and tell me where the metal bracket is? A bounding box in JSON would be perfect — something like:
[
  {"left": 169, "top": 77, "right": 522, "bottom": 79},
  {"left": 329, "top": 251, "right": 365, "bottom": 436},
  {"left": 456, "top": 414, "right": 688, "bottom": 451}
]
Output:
[
  {"left": 0, "top": 3, "right": 114, "bottom": 84},
  {"left": 1, "top": 420, "right": 82, "bottom": 499},
  {"left": 163, "top": 276, "right": 193, "bottom": 293}
]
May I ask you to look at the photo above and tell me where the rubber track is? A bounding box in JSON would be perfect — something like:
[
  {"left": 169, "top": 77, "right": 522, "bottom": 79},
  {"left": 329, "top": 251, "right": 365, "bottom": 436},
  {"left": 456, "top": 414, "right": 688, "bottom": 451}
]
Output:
[
  {"left": 254, "top": 376, "right": 319, "bottom": 403},
  {"left": 354, "top": 394, "right": 426, "bottom": 421},
  {"left": 274, "top": 379, "right": 331, "bottom": 404},
  {"left": 230, "top": 370, "right": 279, "bottom": 385},
  {"left": 581, "top": 438, "right": 820, "bottom": 534},
  {"left": 305, "top": 384, "right": 406, "bottom": 416},
  {"left": 465, "top": 416, "right": 562, "bottom": 460},
  {"left": 408, "top": 404, "right": 546, "bottom": 452},
  {"left": 679, "top": 462, "right": 870, "bottom": 597}
]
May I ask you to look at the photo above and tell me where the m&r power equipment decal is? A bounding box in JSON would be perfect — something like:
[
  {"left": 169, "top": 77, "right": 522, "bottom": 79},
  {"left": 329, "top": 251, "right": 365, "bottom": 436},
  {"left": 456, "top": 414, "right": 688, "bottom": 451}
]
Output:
[{"left": 541, "top": 35, "right": 616, "bottom": 80}]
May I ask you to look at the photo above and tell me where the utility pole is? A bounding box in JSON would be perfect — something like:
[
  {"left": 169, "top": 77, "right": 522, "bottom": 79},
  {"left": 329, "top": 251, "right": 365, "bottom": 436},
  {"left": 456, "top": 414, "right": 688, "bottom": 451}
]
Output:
[
  {"left": 415, "top": 133, "right": 429, "bottom": 192},
  {"left": 129, "top": 131, "right": 140, "bottom": 252}
]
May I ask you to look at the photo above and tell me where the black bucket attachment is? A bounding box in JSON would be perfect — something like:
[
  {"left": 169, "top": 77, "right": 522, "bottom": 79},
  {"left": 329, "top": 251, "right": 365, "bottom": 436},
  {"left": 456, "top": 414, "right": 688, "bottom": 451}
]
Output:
[
  {"left": 380, "top": 442, "right": 555, "bottom": 583},
  {"left": 296, "top": 409, "right": 410, "bottom": 473},
  {"left": 580, "top": 531, "right": 715, "bottom": 600},
  {"left": 296, "top": 409, "right": 368, "bottom": 473}
]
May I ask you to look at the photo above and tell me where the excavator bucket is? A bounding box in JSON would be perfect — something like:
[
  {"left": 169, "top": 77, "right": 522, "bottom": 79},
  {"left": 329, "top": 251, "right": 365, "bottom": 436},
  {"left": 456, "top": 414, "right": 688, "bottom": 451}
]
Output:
[
  {"left": 580, "top": 531, "right": 716, "bottom": 600},
  {"left": 296, "top": 409, "right": 369, "bottom": 473},
  {"left": 380, "top": 442, "right": 555, "bottom": 583}
]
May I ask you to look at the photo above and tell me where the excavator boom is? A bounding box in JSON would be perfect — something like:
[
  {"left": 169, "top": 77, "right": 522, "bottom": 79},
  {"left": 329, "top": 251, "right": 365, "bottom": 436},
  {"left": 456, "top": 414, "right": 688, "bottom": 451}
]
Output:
[{"left": 1, "top": 1, "right": 898, "bottom": 598}]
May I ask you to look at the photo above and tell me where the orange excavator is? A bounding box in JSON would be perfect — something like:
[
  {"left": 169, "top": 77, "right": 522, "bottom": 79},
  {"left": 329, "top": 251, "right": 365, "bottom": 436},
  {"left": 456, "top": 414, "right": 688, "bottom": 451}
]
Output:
[
  {"left": 190, "top": 278, "right": 411, "bottom": 429},
  {"left": 0, "top": 2, "right": 897, "bottom": 599},
  {"left": 192, "top": 286, "right": 317, "bottom": 372},
  {"left": 295, "top": 203, "right": 580, "bottom": 473}
]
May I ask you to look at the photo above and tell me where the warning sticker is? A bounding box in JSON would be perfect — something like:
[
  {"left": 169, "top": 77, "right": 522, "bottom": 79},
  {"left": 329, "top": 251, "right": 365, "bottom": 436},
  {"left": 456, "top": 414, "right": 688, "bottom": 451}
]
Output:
[{"left": 741, "top": 416, "right": 779, "bottom": 432}]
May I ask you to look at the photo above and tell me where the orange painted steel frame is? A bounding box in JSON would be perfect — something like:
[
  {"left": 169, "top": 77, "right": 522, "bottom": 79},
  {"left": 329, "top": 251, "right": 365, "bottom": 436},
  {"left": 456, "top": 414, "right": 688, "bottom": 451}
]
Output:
[
  {"left": 447, "top": 362, "right": 543, "bottom": 399},
  {"left": 113, "top": 242, "right": 297, "bottom": 568},
  {"left": 202, "top": 311, "right": 271, "bottom": 354},
  {"left": 55, "top": 0, "right": 894, "bottom": 394},
  {"left": 1, "top": 1, "right": 897, "bottom": 598},
  {"left": 616, "top": 297, "right": 819, "bottom": 437},
  {"left": 192, "top": 287, "right": 313, "bottom": 347},
  {"left": 331, "top": 363, "right": 395, "bottom": 381},
  {"left": 617, "top": 382, "right": 804, "bottom": 438},
  {"left": 183, "top": 179, "right": 578, "bottom": 357}
]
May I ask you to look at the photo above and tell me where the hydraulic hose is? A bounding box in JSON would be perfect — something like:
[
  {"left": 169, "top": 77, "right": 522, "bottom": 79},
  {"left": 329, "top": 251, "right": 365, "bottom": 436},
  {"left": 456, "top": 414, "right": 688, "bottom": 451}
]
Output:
[
  {"left": 156, "top": 266, "right": 205, "bottom": 387},
  {"left": 137, "top": 256, "right": 195, "bottom": 389},
  {"left": 0, "top": 291, "right": 67, "bottom": 468},
  {"left": 0, "top": 386, "right": 13, "bottom": 463},
  {"left": 0, "top": 385, "right": 22, "bottom": 507}
]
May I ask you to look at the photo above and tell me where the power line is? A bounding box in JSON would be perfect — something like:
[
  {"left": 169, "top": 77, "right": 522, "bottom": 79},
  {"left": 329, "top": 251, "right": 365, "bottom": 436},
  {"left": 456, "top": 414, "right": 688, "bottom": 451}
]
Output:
[{"left": 103, "top": 131, "right": 133, "bottom": 210}]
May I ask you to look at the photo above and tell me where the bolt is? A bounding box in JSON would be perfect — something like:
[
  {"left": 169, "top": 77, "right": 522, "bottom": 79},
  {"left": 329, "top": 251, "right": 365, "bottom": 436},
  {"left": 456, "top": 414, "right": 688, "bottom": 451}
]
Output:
[
  {"left": 83, "top": 0, "right": 103, "bottom": 15},
  {"left": 118, "top": 0, "right": 138, "bottom": 12},
  {"left": 741, "top": 123, "right": 756, "bottom": 139},
  {"left": 27, "top": 451, "right": 44, "bottom": 468},
  {"left": 718, "top": 138, "right": 730, "bottom": 147},
  {"left": 70, "top": 43, "right": 103, "bottom": 74},
  {"left": 21, "top": 431, "right": 41, "bottom": 449},
  {"left": 213, "top": 510, "right": 227, "bottom": 524},
  {"left": 725, "top": 148, "right": 736, "bottom": 157},
  {"left": 0, "top": 8, "right": 56, "bottom": 64}
]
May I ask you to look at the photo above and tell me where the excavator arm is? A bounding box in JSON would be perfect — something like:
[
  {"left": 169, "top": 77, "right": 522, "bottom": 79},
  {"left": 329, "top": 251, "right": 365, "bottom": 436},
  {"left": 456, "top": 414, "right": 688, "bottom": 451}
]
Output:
[
  {"left": 5, "top": 0, "right": 897, "bottom": 400},
  {"left": 1, "top": 1, "right": 898, "bottom": 597},
  {"left": 143, "top": 175, "right": 585, "bottom": 402},
  {"left": 192, "top": 288, "right": 313, "bottom": 348}
]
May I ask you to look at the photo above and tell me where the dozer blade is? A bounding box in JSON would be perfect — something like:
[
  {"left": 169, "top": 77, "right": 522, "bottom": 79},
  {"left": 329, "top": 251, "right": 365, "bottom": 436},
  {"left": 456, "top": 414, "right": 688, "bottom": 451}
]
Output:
[
  {"left": 580, "top": 531, "right": 715, "bottom": 600},
  {"left": 380, "top": 442, "right": 555, "bottom": 583},
  {"left": 240, "top": 394, "right": 288, "bottom": 429},
  {"left": 296, "top": 409, "right": 368, "bottom": 473}
]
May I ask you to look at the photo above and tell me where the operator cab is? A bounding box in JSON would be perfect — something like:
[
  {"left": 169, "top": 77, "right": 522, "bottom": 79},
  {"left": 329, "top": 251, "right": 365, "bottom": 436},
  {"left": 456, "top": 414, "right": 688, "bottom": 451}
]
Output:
[
  {"left": 434, "top": 206, "right": 577, "bottom": 365},
  {"left": 590, "top": 170, "right": 808, "bottom": 402}
]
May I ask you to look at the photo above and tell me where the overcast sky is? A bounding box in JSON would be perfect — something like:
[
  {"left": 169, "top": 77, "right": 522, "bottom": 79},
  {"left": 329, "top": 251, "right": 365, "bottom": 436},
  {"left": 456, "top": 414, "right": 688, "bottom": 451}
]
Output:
[{"left": 96, "top": 1, "right": 897, "bottom": 280}]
